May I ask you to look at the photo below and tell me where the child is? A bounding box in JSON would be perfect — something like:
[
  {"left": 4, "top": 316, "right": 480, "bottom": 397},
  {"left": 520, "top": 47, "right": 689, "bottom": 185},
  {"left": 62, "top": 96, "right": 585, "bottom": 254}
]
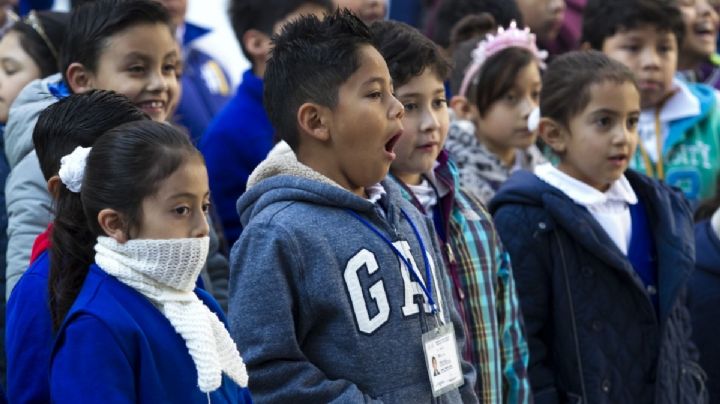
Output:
[
  {"left": 676, "top": 0, "right": 720, "bottom": 90},
  {"left": 229, "top": 11, "right": 476, "bottom": 402},
  {"left": 2, "top": 0, "right": 226, "bottom": 301},
  {"left": 155, "top": 0, "right": 233, "bottom": 145},
  {"left": 427, "top": 0, "right": 522, "bottom": 50},
  {"left": 200, "top": 0, "right": 332, "bottom": 247},
  {"left": 583, "top": 0, "right": 720, "bottom": 205},
  {"left": 490, "top": 50, "right": 704, "bottom": 403},
  {"left": 49, "top": 120, "right": 251, "bottom": 403},
  {"left": 371, "top": 20, "right": 532, "bottom": 403},
  {"left": 0, "top": 10, "right": 67, "bottom": 382},
  {"left": 5, "top": 90, "right": 148, "bottom": 403},
  {"left": 0, "top": 10, "right": 68, "bottom": 281},
  {"left": 444, "top": 21, "right": 547, "bottom": 204}
]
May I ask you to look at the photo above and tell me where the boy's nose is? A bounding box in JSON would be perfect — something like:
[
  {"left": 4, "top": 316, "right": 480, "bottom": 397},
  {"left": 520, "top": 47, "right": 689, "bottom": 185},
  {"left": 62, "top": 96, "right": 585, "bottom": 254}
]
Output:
[
  {"left": 420, "top": 109, "right": 440, "bottom": 132},
  {"left": 639, "top": 48, "right": 661, "bottom": 69},
  {"left": 389, "top": 95, "right": 404, "bottom": 120}
]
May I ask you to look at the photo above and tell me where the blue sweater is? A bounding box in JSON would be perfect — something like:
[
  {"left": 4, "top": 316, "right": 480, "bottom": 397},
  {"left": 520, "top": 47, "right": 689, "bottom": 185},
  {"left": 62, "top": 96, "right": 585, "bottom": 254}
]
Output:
[
  {"left": 6, "top": 250, "right": 51, "bottom": 403},
  {"left": 50, "top": 264, "right": 251, "bottom": 403},
  {"left": 200, "top": 69, "right": 273, "bottom": 246},
  {"left": 7, "top": 250, "right": 210, "bottom": 403}
]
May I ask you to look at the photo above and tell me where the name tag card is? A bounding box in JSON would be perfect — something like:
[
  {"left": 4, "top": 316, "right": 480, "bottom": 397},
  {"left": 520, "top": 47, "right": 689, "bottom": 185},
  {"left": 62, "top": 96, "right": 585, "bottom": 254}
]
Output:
[{"left": 422, "top": 324, "right": 464, "bottom": 397}]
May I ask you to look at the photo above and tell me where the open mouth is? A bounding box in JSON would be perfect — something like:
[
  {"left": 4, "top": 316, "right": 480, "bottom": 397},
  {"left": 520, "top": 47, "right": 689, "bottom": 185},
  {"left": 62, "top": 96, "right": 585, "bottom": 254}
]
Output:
[
  {"left": 608, "top": 154, "right": 628, "bottom": 165},
  {"left": 385, "top": 132, "right": 401, "bottom": 152},
  {"left": 137, "top": 100, "right": 166, "bottom": 111}
]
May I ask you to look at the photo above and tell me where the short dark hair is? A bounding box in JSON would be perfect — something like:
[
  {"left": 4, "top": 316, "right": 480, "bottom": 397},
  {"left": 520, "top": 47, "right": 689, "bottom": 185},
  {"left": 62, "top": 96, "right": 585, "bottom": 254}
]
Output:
[
  {"left": 229, "top": 0, "right": 333, "bottom": 64},
  {"left": 60, "top": 0, "right": 172, "bottom": 86},
  {"left": 33, "top": 90, "right": 149, "bottom": 181},
  {"left": 371, "top": 20, "right": 451, "bottom": 88},
  {"left": 540, "top": 50, "right": 638, "bottom": 127},
  {"left": 582, "top": 0, "right": 685, "bottom": 51},
  {"left": 9, "top": 11, "right": 69, "bottom": 77},
  {"left": 264, "top": 9, "right": 374, "bottom": 150},
  {"left": 49, "top": 120, "right": 201, "bottom": 329},
  {"left": 473, "top": 47, "right": 537, "bottom": 116},
  {"left": 428, "top": 0, "right": 522, "bottom": 49}
]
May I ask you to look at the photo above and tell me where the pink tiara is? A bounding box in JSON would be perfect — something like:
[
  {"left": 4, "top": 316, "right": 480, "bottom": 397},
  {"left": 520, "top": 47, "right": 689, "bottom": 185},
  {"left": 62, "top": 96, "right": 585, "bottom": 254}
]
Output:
[{"left": 458, "top": 21, "right": 548, "bottom": 98}]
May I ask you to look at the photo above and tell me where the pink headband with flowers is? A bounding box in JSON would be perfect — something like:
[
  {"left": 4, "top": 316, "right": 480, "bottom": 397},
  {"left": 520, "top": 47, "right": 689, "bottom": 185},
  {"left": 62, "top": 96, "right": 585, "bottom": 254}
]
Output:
[{"left": 458, "top": 21, "right": 548, "bottom": 98}]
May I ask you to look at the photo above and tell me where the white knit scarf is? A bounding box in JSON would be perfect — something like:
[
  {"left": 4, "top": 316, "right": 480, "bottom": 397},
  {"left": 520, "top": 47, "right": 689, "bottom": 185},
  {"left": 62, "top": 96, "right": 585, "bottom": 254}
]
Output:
[{"left": 94, "top": 236, "right": 249, "bottom": 393}]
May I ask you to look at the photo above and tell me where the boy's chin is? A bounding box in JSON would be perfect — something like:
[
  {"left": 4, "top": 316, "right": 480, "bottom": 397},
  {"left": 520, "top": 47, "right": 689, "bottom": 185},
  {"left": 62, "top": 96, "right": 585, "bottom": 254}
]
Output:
[{"left": 640, "top": 90, "right": 671, "bottom": 110}]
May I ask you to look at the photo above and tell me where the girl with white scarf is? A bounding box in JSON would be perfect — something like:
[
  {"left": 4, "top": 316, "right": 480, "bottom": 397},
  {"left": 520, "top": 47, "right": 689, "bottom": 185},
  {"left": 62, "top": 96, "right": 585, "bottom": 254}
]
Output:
[{"left": 48, "top": 120, "right": 251, "bottom": 403}]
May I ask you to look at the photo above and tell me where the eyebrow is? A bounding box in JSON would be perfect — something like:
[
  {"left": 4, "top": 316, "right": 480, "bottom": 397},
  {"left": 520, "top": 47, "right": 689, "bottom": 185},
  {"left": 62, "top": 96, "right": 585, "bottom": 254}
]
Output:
[
  {"left": 122, "top": 50, "right": 178, "bottom": 63},
  {"left": 590, "top": 108, "right": 640, "bottom": 116},
  {"left": 362, "top": 77, "right": 387, "bottom": 87},
  {"left": 167, "top": 191, "right": 210, "bottom": 200},
  {"left": 398, "top": 88, "right": 446, "bottom": 98}
]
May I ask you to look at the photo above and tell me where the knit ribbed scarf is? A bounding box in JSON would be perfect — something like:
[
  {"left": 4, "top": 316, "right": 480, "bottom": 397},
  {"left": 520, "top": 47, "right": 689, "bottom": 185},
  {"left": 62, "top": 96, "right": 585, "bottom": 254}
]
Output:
[{"left": 94, "top": 236, "right": 249, "bottom": 392}]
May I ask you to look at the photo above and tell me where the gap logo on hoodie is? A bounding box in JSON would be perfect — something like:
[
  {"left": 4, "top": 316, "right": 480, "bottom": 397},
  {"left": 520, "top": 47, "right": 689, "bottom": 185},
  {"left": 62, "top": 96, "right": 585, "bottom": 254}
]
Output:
[{"left": 345, "top": 240, "right": 441, "bottom": 334}]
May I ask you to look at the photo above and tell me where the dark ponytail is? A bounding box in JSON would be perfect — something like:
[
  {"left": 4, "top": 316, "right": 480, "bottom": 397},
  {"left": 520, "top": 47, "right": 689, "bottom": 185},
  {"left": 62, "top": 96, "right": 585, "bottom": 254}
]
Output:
[
  {"left": 49, "top": 187, "right": 96, "bottom": 329},
  {"left": 49, "top": 121, "right": 200, "bottom": 329}
]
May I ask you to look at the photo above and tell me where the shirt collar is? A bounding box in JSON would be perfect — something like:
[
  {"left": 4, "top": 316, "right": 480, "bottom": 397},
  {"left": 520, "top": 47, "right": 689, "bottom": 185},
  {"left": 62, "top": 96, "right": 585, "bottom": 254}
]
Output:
[
  {"left": 535, "top": 163, "right": 638, "bottom": 206},
  {"left": 654, "top": 78, "right": 700, "bottom": 122}
]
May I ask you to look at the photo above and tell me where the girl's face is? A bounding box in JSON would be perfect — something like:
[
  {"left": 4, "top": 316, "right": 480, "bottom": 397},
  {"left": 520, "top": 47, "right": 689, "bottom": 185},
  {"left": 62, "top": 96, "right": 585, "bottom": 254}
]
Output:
[
  {"left": 476, "top": 61, "right": 541, "bottom": 159},
  {"left": 678, "top": 0, "right": 719, "bottom": 64},
  {"left": 391, "top": 69, "right": 449, "bottom": 185},
  {"left": 132, "top": 155, "right": 210, "bottom": 240},
  {"left": 554, "top": 81, "right": 640, "bottom": 192},
  {"left": 0, "top": 31, "right": 41, "bottom": 123},
  {"left": 86, "top": 23, "right": 180, "bottom": 122}
]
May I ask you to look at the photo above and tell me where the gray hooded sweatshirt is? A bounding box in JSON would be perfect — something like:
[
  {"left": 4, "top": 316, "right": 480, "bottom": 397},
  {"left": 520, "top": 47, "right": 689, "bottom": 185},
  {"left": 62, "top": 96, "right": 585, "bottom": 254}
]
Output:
[
  {"left": 4, "top": 74, "right": 61, "bottom": 297},
  {"left": 228, "top": 144, "right": 477, "bottom": 403}
]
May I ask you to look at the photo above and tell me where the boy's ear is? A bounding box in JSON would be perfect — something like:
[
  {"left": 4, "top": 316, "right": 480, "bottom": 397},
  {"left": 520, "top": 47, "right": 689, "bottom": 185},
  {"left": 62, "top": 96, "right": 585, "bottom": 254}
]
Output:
[
  {"left": 242, "top": 29, "right": 272, "bottom": 61},
  {"left": 65, "top": 62, "right": 94, "bottom": 94},
  {"left": 538, "top": 117, "right": 568, "bottom": 154},
  {"left": 297, "top": 102, "right": 330, "bottom": 142},
  {"left": 47, "top": 175, "right": 61, "bottom": 199},
  {"left": 579, "top": 41, "right": 592, "bottom": 51},
  {"left": 97, "top": 208, "right": 129, "bottom": 244}
]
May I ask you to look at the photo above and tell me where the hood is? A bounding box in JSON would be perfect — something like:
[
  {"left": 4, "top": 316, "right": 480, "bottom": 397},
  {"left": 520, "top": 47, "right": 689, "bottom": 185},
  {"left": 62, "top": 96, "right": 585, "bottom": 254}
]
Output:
[
  {"left": 488, "top": 170, "right": 552, "bottom": 213},
  {"left": 238, "top": 141, "right": 387, "bottom": 227},
  {"left": 5, "top": 73, "right": 65, "bottom": 168}
]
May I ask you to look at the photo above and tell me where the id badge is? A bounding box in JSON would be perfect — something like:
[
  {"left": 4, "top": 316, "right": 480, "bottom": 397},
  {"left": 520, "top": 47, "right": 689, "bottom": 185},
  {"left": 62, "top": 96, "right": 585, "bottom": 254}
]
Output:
[{"left": 422, "top": 324, "right": 464, "bottom": 397}]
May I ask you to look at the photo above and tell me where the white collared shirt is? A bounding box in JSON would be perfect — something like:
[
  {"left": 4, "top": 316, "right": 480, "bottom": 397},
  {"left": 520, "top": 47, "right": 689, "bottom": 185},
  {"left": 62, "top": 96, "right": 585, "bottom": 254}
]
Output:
[
  {"left": 638, "top": 78, "right": 700, "bottom": 162},
  {"left": 535, "top": 163, "right": 638, "bottom": 254}
]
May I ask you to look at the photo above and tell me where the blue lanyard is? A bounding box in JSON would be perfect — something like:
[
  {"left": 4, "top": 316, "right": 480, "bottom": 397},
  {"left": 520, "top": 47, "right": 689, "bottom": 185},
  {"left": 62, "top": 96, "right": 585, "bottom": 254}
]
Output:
[{"left": 345, "top": 208, "right": 437, "bottom": 313}]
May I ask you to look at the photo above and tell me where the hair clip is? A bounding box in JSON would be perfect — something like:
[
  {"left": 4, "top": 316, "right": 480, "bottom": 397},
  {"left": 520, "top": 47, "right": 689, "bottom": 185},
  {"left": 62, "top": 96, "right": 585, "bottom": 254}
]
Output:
[
  {"left": 24, "top": 11, "right": 59, "bottom": 61},
  {"left": 58, "top": 146, "right": 92, "bottom": 193},
  {"left": 458, "top": 21, "right": 548, "bottom": 98}
]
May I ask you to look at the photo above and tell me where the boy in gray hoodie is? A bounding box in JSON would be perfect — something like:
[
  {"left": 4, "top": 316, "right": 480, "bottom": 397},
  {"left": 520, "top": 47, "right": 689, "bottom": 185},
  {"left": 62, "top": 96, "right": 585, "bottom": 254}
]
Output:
[{"left": 228, "top": 10, "right": 477, "bottom": 403}]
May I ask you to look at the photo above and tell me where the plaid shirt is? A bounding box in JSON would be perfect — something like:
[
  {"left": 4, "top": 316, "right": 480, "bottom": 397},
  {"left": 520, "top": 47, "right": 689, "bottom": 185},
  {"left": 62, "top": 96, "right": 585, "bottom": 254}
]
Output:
[{"left": 392, "top": 151, "right": 532, "bottom": 403}]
